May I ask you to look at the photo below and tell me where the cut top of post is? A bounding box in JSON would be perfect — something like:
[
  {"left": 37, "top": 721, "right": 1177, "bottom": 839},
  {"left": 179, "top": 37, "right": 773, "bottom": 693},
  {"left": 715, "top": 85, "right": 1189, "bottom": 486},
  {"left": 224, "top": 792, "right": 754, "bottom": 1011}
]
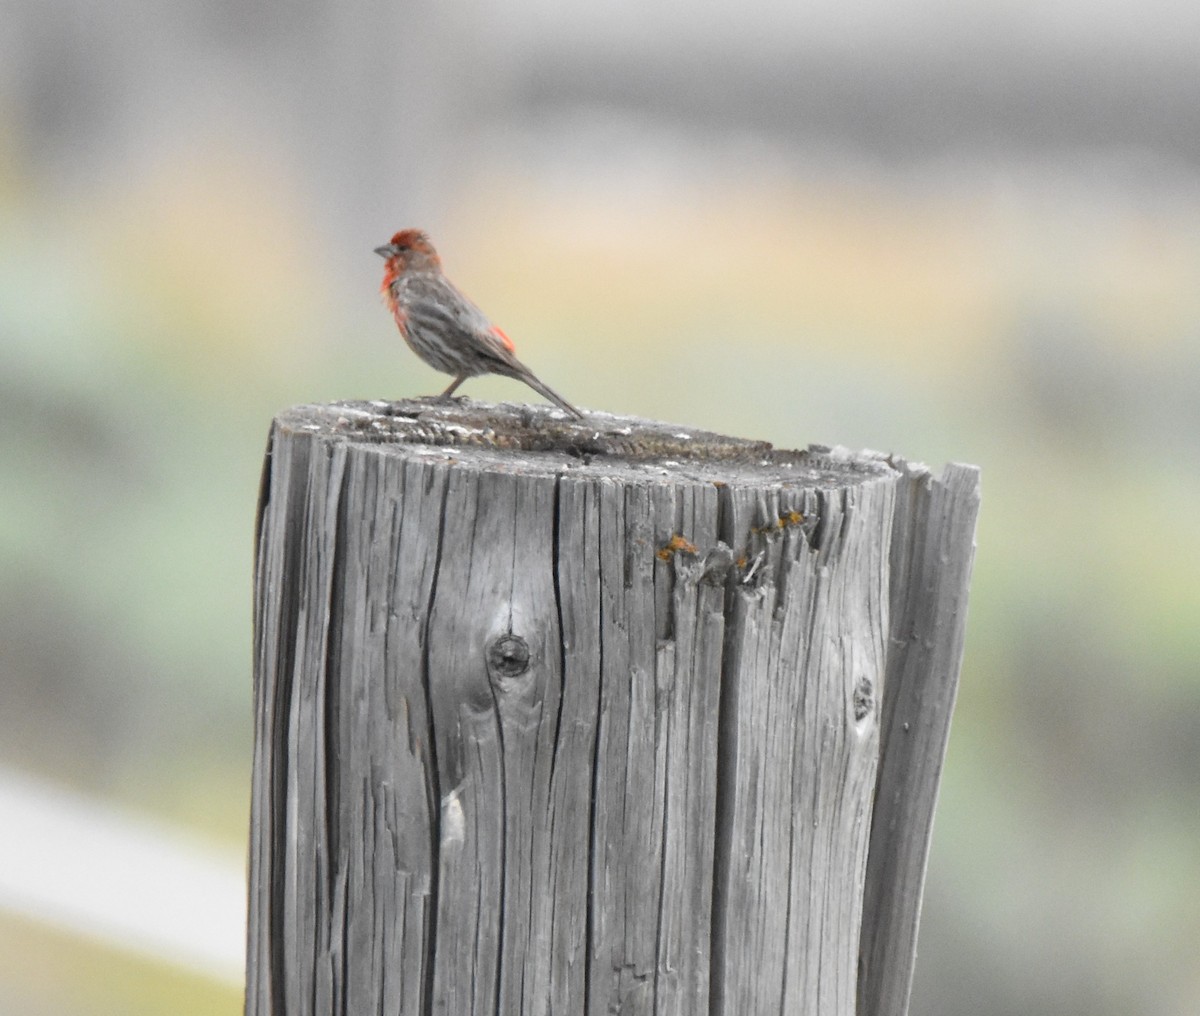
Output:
[{"left": 272, "top": 399, "right": 896, "bottom": 490}]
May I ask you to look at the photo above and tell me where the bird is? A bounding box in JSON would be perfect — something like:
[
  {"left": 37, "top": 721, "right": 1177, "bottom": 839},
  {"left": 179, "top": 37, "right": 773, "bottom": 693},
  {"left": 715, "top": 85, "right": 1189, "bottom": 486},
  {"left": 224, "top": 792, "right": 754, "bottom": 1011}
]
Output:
[{"left": 375, "top": 229, "right": 583, "bottom": 418}]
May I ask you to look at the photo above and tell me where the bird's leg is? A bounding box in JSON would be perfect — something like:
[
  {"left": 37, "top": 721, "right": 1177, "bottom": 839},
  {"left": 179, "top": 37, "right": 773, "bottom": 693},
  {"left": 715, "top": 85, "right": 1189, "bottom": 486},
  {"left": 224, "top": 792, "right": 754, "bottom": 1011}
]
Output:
[{"left": 439, "top": 375, "right": 467, "bottom": 399}]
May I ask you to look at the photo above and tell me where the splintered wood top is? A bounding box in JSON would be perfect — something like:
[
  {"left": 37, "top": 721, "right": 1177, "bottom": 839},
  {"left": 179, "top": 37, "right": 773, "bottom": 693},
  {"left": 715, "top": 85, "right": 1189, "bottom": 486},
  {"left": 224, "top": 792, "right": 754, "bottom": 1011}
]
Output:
[{"left": 274, "top": 399, "right": 897, "bottom": 488}]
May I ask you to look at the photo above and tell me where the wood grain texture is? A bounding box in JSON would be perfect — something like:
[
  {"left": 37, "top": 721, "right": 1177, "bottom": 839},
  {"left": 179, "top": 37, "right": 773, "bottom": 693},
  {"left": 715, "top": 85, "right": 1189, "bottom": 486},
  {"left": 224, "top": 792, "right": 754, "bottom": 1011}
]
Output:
[
  {"left": 247, "top": 400, "right": 979, "bottom": 1016},
  {"left": 858, "top": 460, "right": 981, "bottom": 1016}
]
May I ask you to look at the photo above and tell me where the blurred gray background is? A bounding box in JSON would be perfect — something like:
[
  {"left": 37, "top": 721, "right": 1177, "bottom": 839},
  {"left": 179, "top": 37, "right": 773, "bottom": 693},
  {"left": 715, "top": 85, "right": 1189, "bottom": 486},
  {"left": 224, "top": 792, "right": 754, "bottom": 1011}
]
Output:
[{"left": 2, "top": 1, "right": 1198, "bottom": 1013}]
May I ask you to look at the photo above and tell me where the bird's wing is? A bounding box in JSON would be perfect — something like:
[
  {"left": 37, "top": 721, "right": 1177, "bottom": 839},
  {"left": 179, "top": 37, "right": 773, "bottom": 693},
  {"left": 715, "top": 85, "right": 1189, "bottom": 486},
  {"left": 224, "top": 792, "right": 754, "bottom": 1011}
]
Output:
[
  {"left": 488, "top": 324, "right": 517, "bottom": 354},
  {"left": 407, "top": 274, "right": 522, "bottom": 367}
]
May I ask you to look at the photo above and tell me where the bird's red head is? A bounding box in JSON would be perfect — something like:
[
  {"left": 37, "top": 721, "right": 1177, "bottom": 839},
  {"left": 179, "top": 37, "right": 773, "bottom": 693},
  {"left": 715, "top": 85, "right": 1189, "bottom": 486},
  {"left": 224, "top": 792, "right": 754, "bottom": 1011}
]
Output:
[{"left": 374, "top": 229, "right": 441, "bottom": 282}]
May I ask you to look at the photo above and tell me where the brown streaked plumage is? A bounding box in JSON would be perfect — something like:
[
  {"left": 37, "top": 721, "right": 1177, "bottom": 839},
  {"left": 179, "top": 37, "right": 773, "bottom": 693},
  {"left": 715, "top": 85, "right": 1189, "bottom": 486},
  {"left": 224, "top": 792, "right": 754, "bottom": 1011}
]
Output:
[{"left": 375, "top": 229, "right": 582, "bottom": 418}]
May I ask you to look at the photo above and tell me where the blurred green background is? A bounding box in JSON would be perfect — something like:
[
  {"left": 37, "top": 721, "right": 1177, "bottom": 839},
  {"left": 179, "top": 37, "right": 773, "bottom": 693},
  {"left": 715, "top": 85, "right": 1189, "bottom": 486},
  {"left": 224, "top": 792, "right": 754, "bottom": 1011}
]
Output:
[{"left": 2, "top": 2, "right": 1199, "bottom": 1014}]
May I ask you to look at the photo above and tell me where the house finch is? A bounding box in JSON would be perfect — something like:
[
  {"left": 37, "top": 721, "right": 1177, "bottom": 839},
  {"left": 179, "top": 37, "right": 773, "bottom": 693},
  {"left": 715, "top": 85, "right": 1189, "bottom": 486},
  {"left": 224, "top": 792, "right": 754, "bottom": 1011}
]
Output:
[{"left": 375, "top": 229, "right": 583, "bottom": 418}]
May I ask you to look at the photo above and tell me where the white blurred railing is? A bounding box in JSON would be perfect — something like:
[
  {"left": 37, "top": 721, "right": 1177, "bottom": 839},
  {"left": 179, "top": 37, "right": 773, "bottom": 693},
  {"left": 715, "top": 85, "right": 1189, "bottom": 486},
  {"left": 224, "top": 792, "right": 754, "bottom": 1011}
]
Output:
[{"left": 0, "top": 768, "right": 245, "bottom": 986}]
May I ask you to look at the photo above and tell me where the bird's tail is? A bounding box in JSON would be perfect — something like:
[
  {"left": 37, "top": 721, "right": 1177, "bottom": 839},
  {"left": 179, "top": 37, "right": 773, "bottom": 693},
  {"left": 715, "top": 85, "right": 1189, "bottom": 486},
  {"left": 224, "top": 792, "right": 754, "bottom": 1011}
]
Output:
[{"left": 516, "top": 368, "right": 584, "bottom": 419}]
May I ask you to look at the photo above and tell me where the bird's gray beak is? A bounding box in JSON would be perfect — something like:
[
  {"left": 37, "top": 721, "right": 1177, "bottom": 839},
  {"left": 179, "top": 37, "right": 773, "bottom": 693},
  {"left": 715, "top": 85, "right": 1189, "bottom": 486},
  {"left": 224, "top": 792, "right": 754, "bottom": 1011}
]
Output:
[{"left": 374, "top": 244, "right": 399, "bottom": 259}]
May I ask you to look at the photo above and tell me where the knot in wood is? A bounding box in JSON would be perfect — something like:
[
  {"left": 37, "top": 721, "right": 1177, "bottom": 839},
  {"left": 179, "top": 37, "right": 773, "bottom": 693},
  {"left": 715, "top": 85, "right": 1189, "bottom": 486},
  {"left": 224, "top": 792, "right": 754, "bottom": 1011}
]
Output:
[
  {"left": 487, "top": 634, "right": 531, "bottom": 680},
  {"left": 853, "top": 676, "right": 875, "bottom": 722}
]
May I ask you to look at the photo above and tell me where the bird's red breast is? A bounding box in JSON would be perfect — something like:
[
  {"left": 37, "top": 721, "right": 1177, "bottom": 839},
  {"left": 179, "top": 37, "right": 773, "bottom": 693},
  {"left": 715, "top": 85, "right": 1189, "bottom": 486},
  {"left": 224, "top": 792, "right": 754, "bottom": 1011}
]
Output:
[{"left": 379, "top": 275, "right": 407, "bottom": 333}]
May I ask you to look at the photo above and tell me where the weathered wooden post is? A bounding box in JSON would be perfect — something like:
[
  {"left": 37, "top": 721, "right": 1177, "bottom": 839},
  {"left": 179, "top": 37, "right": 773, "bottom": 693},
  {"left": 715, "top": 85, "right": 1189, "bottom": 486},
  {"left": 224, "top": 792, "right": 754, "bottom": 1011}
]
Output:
[{"left": 247, "top": 399, "right": 979, "bottom": 1016}]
